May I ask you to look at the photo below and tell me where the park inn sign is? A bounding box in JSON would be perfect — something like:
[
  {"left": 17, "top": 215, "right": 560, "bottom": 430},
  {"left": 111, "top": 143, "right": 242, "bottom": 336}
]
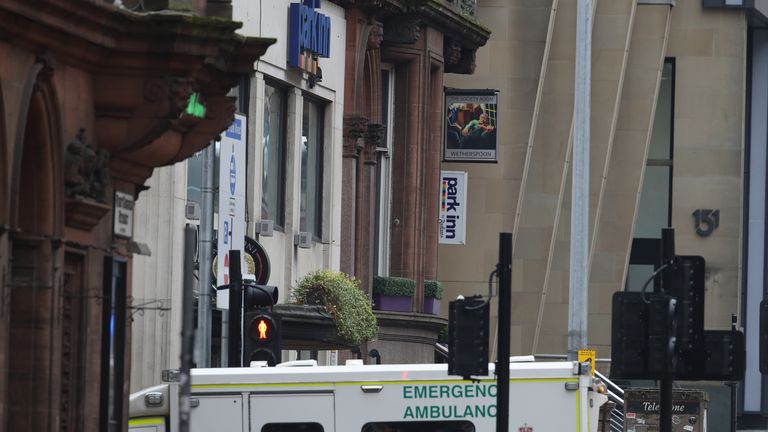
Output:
[{"left": 288, "top": 0, "right": 331, "bottom": 75}]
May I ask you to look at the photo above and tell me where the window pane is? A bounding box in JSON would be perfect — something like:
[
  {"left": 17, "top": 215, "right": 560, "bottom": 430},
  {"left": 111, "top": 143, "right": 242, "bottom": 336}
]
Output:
[
  {"left": 648, "top": 61, "right": 674, "bottom": 160},
  {"left": 362, "top": 421, "right": 476, "bottom": 432},
  {"left": 300, "top": 99, "right": 324, "bottom": 237},
  {"left": 635, "top": 165, "right": 670, "bottom": 238},
  {"left": 186, "top": 150, "right": 203, "bottom": 206},
  {"left": 262, "top": 423, "right": 323, "bottom": 432},
  {"left": 626, "top": 264, "right": 656, "bottom": 292},
  {"left": 262, "top": 83, "right": 285, "bottom": 227}
]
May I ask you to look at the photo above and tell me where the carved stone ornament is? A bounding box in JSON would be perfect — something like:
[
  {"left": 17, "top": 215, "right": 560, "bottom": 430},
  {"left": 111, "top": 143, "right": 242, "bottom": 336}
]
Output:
[
  {"left": 343, "top": 115, "right": 369, "bottom": 158},
  {"left": 64, "top": 128, "right": 110, "bottom": 203},
  {"left": 383, "top": 15, "right": 422, "bottom": 45},
  {"left": 443, "top": 38, "right": 463, "bottom": 66},
  {"left": 363, "top": 123, "right": 386, "bottom": 165},
  {"left": 445, "top": 47, "right": 477, "bottom": 74},
  {"left": 367, "top": 21, "right": 384, "bottom": 50}
]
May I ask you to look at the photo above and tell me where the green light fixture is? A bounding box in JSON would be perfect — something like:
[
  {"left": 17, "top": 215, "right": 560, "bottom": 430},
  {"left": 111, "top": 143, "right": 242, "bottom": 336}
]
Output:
[{"left": 185, "top": 92, "right": 206, "bottom": 118}]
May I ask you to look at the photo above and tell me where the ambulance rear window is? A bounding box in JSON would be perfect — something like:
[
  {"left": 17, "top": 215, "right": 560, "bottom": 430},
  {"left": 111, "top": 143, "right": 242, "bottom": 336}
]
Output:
[
  {"left": 262, "top": 423, "right": 323, "bottom": 432},
  {"left": 361, "top": 421, "right": 475, "bottom": 432}
]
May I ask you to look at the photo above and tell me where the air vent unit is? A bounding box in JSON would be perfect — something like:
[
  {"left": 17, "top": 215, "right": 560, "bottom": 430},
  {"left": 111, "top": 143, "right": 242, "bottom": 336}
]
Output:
[
  {"left": 185, "top": 202, "right": 200, "bottom": 220},
  {"left": 256, "top": 220, "right": 274, "bottom": 237},
  {"left": 294, "top": 232, "right": 312, "bottom": 249}
]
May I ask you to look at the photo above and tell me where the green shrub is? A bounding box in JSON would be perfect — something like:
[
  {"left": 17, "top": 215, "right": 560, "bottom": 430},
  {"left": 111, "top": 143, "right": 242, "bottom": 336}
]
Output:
[
  {"left": 424, "top": 280, "right": 444, "bottom": 300},
  {"left": 292, "top": 270, "right": 378, "bottom": 346},
  {"left": 437, "top": 325, "right": 448, "bottom": 344},
  {"left": 372, "top": 276, "right": 416, "bottom": 297}
]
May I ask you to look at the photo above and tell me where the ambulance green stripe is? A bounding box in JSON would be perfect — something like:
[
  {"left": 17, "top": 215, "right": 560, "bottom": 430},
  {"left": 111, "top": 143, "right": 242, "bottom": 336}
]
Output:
[{"left": 192, "top": 377, "right": 577, "bottom": 390}]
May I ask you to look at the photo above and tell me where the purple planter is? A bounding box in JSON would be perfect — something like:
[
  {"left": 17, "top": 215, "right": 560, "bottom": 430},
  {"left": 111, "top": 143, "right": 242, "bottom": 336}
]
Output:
[
  {"left": 373, "top": 294, "right": 412, "bottom": 312},
  {"left": 423, "top": 298, "right": 441, "bottom": 315}
]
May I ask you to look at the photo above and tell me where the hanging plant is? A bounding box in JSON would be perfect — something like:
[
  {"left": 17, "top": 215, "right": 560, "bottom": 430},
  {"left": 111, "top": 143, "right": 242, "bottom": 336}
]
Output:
[{"left": 292, "top": 270, "right": 378, "bottom": 346}]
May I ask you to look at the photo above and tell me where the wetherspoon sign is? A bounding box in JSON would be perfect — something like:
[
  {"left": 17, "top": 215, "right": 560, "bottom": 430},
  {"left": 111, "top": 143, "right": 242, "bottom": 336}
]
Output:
[{"left": 288, "top": 0, "right": 331, "bottom": 75}]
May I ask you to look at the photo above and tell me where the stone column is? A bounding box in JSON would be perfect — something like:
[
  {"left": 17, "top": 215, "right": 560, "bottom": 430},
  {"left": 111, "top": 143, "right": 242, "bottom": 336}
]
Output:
[
  {"left": 358, "top": 123, "right": 385, "bottom": 293},
  {"left": 340, "top": 116, "right": 367, "bottom": 276}
]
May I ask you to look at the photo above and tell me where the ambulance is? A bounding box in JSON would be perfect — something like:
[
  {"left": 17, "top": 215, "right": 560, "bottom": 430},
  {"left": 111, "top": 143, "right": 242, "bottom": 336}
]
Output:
[{"left": 128, "top": 358, "right": 609, "bottom": 432}]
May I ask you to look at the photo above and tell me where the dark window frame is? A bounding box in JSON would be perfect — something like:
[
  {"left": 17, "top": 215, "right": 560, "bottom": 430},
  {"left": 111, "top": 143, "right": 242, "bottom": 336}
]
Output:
[
  {"left": 300, "top": 94, "right": 326, "bottom": 240},
  {"left": 262, "top": 79, "right": 288, "bottom": 230}
]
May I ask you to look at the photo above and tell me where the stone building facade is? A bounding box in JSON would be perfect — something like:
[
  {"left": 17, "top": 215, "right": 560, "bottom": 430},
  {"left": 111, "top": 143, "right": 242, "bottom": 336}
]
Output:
[
  {"left": 438, "top": 0, "right": 768, "bottom": 426},
  {"left": 0, "top": 1, "right": 272, "bottom": 430}
]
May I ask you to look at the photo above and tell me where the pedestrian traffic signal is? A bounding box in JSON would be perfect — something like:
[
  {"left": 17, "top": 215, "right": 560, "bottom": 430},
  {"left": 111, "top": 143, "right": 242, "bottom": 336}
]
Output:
[
  {"left": 448, "top": 296, "right": 489, "bottom": 379},
  {"left": 243, "top": 310, "right": 281, "bottom": 366}
]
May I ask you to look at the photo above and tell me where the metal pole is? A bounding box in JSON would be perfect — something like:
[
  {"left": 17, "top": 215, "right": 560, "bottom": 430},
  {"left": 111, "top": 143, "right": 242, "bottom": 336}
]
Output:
[
  {"left": 195, "top": 144, "right": 215, "bottom": 368},
  {"left": 568, "top": 0, "right": 592, "bottom": 360},
  {"left": 496, "top": 232, "right": 512, "bottom": 432},
  {"left": 228, "top": 250, "right": 243, "bottom": 367},
  {"left": 660, "top": 378, "right": 672, "bottom": 432},
  {"left": 179, "top": 225, "right": 197, "bottom": 432}
]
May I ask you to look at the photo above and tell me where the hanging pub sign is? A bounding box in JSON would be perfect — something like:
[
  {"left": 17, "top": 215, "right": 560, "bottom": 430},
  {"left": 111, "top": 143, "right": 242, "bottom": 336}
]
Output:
[
  {"left": 288, "top": 0, "right": 331, "bottom": 75},
  {"left": 444, "top": 89, "right": 499, "bottom": 162},
  {"left": 439, "top": 171, "right": 468, "bottom": 245},
  {"left": 113, "top": 191, "right": 135, "bottom": 239}
]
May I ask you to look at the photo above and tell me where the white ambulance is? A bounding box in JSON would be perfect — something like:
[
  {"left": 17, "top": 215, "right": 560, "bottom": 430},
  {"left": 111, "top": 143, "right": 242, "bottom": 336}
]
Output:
[{"left": 128, "top": 359, "right": 609, "bottom": 432}]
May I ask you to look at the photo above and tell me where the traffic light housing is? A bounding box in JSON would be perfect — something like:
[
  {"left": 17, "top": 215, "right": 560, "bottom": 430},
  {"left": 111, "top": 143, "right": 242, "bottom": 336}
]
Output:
[
  {"left": 243, "top": 310, "right": 281, "bottom": 366},
  {"left": 243, "top": 282, "right": 278, "bottom": 309},
  {"left": 611, "top": 292, "right": 649, "bottom": 379},
  {"left": 647, "top": 294, "right": 677, "bottom": 376},
  {"left": 448, "top": 296, "right": 489, "bottom": 379},
  {"left": 671, "top": 256, "right": 706, "bottom": 376},
  {"left": 242, "top": 282, "right": 280, "bottom": 366}
]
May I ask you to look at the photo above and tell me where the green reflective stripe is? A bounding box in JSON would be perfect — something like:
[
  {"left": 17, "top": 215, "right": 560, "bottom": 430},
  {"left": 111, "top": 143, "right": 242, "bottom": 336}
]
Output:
[
  {"left": 192, "top": 377, "right": 576, "bottom": 391},
  {"left": 129, "top": 416, "right": 165, "bottom": 427}
]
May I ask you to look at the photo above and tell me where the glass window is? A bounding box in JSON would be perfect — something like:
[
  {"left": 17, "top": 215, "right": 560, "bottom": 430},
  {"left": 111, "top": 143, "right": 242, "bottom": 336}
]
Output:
[
  {"left": 262, "top": 423, "right": 323, "bottom": 432},
  {"left": 262, "top": 82, "right": 286, "bottom": 228},
  {"left": 375, "top": 65, "right": 395, "bottom": 276},
  {"left": 626, "top": 59, "right": 674, "bottom": 292},
  {"left": 300, "top": 97, "right": 325, "bottom": 238},
  {"left": 362, "top": 421, "right": 476, "bottom": 432}
]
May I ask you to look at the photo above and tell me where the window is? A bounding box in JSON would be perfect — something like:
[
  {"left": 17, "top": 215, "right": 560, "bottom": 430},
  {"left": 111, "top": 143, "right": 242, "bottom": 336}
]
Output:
[
  {"left": 374, "top": 65, "right": 395, "bottom": 276},
  {"left": 300, "top": 97, "right": 325, "bottom": 239},
  {"left": 362, "top": 421, "right": 476, "bottom": 432},
  {"left": 626, "top": 59, "right": 674, "bottom": 291},
  {"left": 262, "top": 423, "right": 323, "bottom": 432},
  {"left": 262, "top": 82, "right": 287, "bottom": 228}
]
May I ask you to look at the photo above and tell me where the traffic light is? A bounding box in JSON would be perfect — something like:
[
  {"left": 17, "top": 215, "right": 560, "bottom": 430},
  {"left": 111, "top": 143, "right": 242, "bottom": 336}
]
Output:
[
  {"left": 610, "top": 292, "right": 648, "bottom": 379},
  {"left": 243, "top": 310, "right": 281, "bottom": 366},
  {"left": 671, "top": 256, "right": 706, "bottom": 376},
  {"left": 243, "top": 282, "right": 278, "bottom": 310},
  {"left": 242, "top": 281, "right": 280, "bottom": 366},
  {"left": 448, "top": 296, "right": 489, "bottom": 379},
  {"left": 694, "top": 330, "right": 745, "bottom": 381}
]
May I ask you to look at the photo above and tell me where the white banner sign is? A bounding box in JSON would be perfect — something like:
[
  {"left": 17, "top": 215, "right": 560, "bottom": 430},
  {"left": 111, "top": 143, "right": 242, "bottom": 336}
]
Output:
[
  {"left": 439, "top": 171, "right": 467, "bottom": 244},
  {"left": 113, "top": 191, "right": 134, "bottom": 238},
  {"left": 216, "top": 113, "right": 247, "bottom": 309}
]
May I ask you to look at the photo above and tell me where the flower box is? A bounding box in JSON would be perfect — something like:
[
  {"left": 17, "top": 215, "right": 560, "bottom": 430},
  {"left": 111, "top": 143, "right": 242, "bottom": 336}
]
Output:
[
  {"left": 372, "top": 294, "right": 412, "bottom": 312},
  {"left": 372, "top": 276, "right": 415, "bottom": 312}
]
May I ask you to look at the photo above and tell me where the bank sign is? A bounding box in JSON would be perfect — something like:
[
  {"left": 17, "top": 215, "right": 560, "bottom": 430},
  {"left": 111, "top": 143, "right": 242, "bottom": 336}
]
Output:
[
  {"left": 439, "top": 171, "right": 467, "bottom": 245},
  {"left": 288, "top": 0, "right": 331, "bottom": 75}
]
